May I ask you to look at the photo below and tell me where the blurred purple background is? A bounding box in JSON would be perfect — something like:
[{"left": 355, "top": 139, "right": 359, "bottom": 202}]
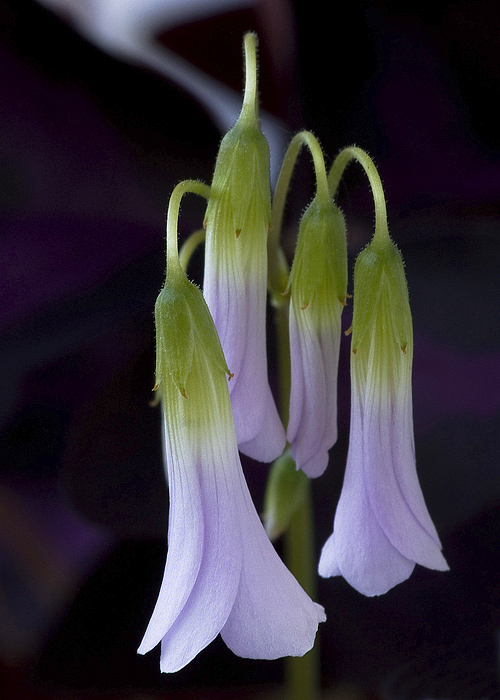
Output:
[{"left": 1, "top": 0, "right": 500, "bottom": 698}]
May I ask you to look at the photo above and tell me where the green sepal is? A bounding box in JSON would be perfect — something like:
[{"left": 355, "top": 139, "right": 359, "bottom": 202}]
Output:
[
  {"left": 263, "top": 449, "right": 310, "bottom": 541},
  {"left": 351, "top": 236, "right": 412, "bottom": 355},
  {"left": 288, "top": 195, "right": 348, "bottom": 315},
  {"left": 154, "top": 272, "right": 229, "bottom": 399},
  {"left": 205, "top": 111, "right": 271, "bottom": 239}
]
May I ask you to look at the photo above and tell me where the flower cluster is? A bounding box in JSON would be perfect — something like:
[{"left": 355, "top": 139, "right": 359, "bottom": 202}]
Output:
[{"left": 138, "top": 33, "right": 448, "bottom": 673}]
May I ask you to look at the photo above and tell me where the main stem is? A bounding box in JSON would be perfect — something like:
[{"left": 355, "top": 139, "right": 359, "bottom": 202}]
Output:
[{"left": 285, "top": 482, "right": 319, "bottom": 700}]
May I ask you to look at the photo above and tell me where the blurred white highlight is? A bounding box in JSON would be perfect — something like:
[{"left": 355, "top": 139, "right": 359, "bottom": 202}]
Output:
[{"left": 37, "top": 0, "right": 288, "bottom": 180}]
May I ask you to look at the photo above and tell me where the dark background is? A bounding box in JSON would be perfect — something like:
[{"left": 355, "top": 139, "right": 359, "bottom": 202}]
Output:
[{"left": 1, "top": 0, "right": 500, "bottom": 697}]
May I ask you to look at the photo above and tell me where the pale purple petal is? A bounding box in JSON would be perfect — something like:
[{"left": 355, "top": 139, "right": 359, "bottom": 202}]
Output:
[
  {"left": 319, "top": 362, "right": 447, "bottom": 596},
  {"left": 204, "top": 238, "right": 285, "bottom": 462},
  {"left": 203, "top": 261, "right": 247, "bottom": 382},
  {"left": 286, "top": 301, "right": 305, "bottom": 443},
  {"left": 137, "top": 413, "right": 204, "bottom": 656},
  {"left": 221, "top": 465, "right": 325, "bottom": 658},
  {"left": 287, "top": 297, "right": 342, "bottom": 477},
  {"left": 237, "top": 386, "right": 288, "bottom": 464},
  {"left": 228, "top": 279, "right": 285, "bottom": 456},
  {"left": 318, "top": 388, "right": 415, "bottom": 596},
  {"left": 361, "top": 375, "right": 448, "bottom": 570},
  {"left": 138, "top": 407, "right": 242, "bottom": 672},
  {"left": 140, "top": 370, "right": 321, "bottom": 671},
  {"left": 317, "top": 534, "right": 341, "bottom": 577}
]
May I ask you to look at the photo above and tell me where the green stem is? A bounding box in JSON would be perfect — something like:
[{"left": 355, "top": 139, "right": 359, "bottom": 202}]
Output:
[
  {"left": 285, "top": 482, "right": 319, "bottom": 700},
  {"left": 268, "top": 131, "right": 329, "bottom": 298},
  {"left": 178, "top": 229, "right": 206, "bottom": 274},
  {"left": 328, "top": 146, "right": 389, "bottom": 247},
  {"left": 241, "top": 32, "right": 258, "bottom": 122},
  {"left": 165, "top": 180, "right": 211, "bottom": 279},
  {"left": 270, "top": 131, "right": 328, "bottom": 256}
]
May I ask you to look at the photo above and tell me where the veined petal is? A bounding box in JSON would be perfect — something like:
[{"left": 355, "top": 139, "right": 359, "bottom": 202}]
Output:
[
  {"left": 203, "top": 219, "right": 285, "bottom": 462},
  {"left": 140, "top": 293, "right": 323, "bottom": 670},
  {"left": 287, "top": 295, "right": 342, "bottom": 477},
  {"left": 221, "top": 463, "right": 325, "bottom": 658},
  {"left": 202, "top": 49, "right": 286, "bottom": 462},
  {"left": 319, "top": 238, "right": 448, "bottom": 596},
  {"left": 202, "top": 241, "right": 247, "bottom": 382},
  {"left": 137, "top": 411, "right": 204, "bottom": 656},
  {"left": 138, "top": 368, "right": 242, "bottom": 672},
  {"left": 237, "top": 384, "right": 288, "bottom": 464},
  {"left": 228, "top": 273, "right": 283, "bottom": 453},
  {"left": 360, "top": 369, "right": 448, "bottom": 571},
  {"left": 318, "top": 388, "right": 416, "bottom": 596},
  {"left": 286, "top": 195, "right": 347, "bottom": 477}
]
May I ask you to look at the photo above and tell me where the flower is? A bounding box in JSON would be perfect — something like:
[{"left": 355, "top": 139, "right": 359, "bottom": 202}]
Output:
[
  {"left": 286, "top": 194, "right": 347, "bottom": 477},
  {"left": 318, "top": 235, "right": 448, "bottom": 596},
  {"left": 203, "top": 33, "right": 285, "bottom": 463},
  {"left": 138, "top": 269, "right": 325, "bottom": 672}
]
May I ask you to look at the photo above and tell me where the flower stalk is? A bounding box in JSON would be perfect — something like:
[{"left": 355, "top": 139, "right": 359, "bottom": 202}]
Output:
[
  {"left": 165, "top": 180, "right": 211, "bottom": 278},
  {"left": 328, "top": 145, "right": 389, "bottom": 247}
]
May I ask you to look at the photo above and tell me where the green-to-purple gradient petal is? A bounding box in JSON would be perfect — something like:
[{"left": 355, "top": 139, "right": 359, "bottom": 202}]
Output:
[
  {"left": 203, "top": 247, "right": 286, "bottom": 463},
  {"left": 319, "top": 372, "right": 448, "bottom": 596},
  {"left": 139, "top": 399, "right": 324, "bottom": 672},
  {"left": 137, "top": 409, "right": 241, "bottom": 672},
  {"left": 287, "top": 298, "right": 342, "bottom": 477}
]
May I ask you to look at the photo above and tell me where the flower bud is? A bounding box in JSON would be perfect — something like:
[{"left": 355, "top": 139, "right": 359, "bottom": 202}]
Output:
[
  {"left": 202, "top": 33, "right": 285, "bottom": 462},
  {"left": 319, "top": 234, "right": 448, "bottom": 596},
  {"left": 263, "top": 449, "right": 309, "bottom": 540},
  {"left": 286, "top": 195, "right": 347, "bottom": 477}
]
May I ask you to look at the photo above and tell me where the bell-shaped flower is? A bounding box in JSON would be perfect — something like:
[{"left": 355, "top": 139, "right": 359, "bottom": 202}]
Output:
[
  {"left": 138, "top": 265, "right": 325, "bottom": 672},
  {"left": 203, "top": 33, "right": 286, "bottom": 463},
  {"left": 318, "top": 234, "right": 448, "bottom": 596},
  {"left": 286, "top": 194, "right": 347, "bottom": 477}
]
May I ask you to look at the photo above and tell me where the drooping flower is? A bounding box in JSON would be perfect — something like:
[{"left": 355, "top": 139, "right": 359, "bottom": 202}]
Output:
[
  {"left": 203, "top": 33, "right": 286, "bottom": 463},
  {"left": 286, "top": 193, "right": 347, "bottom": 477},
  {"left": 318, "top": 233, "right": 448, "bottom": 596},
  {"left": 138, "top": 264, "right": 325, "bottom": 672}
]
